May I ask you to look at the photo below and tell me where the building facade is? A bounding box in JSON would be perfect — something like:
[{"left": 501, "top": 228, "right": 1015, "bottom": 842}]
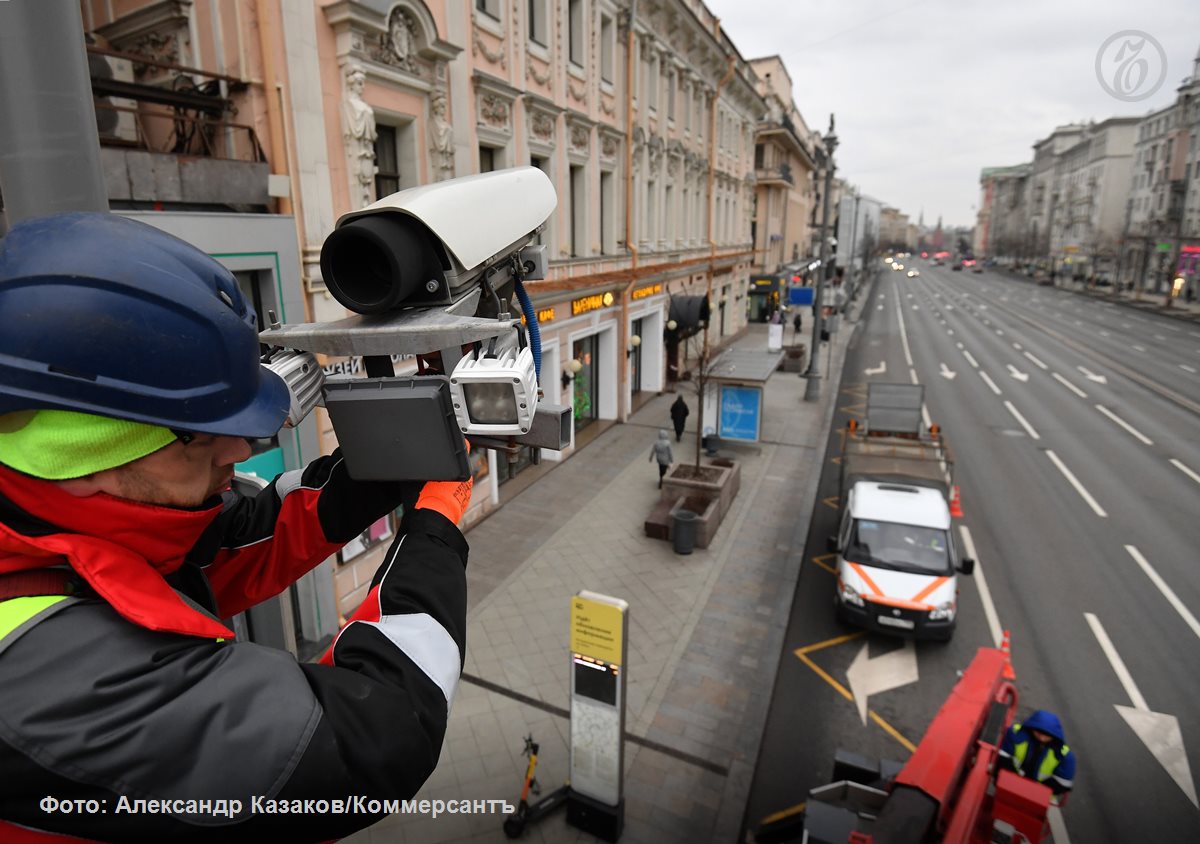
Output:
[{"left": 68, "top": 0, "right": 773, "bottom": 621}]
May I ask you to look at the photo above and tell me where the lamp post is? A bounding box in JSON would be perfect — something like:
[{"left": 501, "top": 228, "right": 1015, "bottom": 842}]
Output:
[{"left": 805, "top": 115, "right": 837, "bottom": 402}]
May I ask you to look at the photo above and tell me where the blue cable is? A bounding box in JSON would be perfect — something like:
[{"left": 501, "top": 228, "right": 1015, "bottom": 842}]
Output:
[{"left": 514, "top": 276, "right": 541, "bottom": 380}]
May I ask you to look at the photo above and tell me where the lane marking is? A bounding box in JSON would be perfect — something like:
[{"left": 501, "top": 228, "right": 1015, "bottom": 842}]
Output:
[
  {"left": 963, "top": 349, "right": 980, "bottom": 369},
  {"left": 1006, "top": 364, "right": 1029, "bottom": 382},
  {"left": 1023, "top": 351, "right": 1049, "bottom": 370},
  {"left": 1052, "top": 372, "right": 1088, "bottom": 398},
  {"left": 1170, "top": 458, "right": 1200, "bottom": 486},
  {"left": 1085, "top": 612, "right": 1149, "bottom": 710},
  {"left": 1096, "top": 405, "right": 1154, "bottom": 445},
  {"left": 958, "top": 525, "right": 1001, "bottom": 647},
  {"left": 1133, "top": 345, "right": 1146, "bottom": 352},
  {"left": 1004, "top": 400, "right": 1041, "bottom": 440},
  {"left": 1180, "top": 364, "right": 1197, "bottom": 374},
  {"left": 894, "top": 287, "right": 915, "bottom": 366},
  {"left": 1012, "top": 342, "right": 1023, "bottom": 350},
  {"left": 1046, "top": 449, "right": 1107, "bottom": 517},
  {"left": 1125, "top": 546, "right": 1200, "bottom": 642},
  {"left": 909, "top": 368, "right": 919, "bottom": 385},
  {"left": 979, "top": 370, "right": 1002, "bottom": 395}
]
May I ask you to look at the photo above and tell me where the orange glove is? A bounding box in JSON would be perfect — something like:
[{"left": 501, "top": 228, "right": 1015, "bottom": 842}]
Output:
[{"left": 414, "top": 439, "right": 473, "bottom": 524}]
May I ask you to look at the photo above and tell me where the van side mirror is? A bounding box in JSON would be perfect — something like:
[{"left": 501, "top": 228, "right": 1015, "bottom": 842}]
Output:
[
  {"left": 826, "top": 535, "right": 839, "bottom": 553},
  {"left": 958, "top": 557, "right": 975, "bottom": 576}
]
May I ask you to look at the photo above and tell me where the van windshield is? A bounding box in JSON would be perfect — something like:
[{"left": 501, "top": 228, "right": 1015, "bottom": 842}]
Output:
[{"left": 846, "top": 520, "right": 951, "bottom": 574}]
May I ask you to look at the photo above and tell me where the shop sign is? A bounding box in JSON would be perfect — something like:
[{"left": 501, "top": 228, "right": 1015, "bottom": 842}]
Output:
[
  {"left": 523, "top": 307, "right": 557, "bottom": 324},
  {"left": 572, "top": 290, "right": 616, "bottom": 316},
  {"left": 1156, "top": 242, "right": 1173, "bottom": 252},
  {"left": 1181, "top": 245, "right": 1200, "bottom": 254},
  {"left": 752, "top": 277, "right": 777, "bottom": 287},
  {"left": 631, "top": 283, "right": 662, "bottom": 301}
]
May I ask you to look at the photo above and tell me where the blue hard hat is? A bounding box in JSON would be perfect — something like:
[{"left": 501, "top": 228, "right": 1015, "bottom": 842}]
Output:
[{"left": 0, "top": 212, "right": 289, "bottom": 438}]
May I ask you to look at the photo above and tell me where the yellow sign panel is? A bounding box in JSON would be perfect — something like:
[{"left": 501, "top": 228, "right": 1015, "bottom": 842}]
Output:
[
  {"left": 572, "top": 290, "right": 616, "bottom": 317},
  {"left": 570, "top": 595, "right": 624, "bottom": 665},
  {"left": 537, "top": 307, "right": 556, "bottom": 323},
  {"left": 631, "top": 283, "right": 663, "bottom": 301},
  {"left": 753, "top": 277, "right": 776, "bottom": 287}
]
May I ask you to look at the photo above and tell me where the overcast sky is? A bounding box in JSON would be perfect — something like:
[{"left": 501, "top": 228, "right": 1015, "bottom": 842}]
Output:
[{"left": 705, "top": 0, "right": 1199, "bottom": 229}]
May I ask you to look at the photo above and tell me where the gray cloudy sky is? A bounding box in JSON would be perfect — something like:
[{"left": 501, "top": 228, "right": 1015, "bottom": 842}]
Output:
[{"left": 705, "top": 0, "right": 1199, "bottom": 228}]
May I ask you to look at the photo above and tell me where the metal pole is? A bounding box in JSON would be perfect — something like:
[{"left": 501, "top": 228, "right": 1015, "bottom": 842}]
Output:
[
  {"left": 0, "top": 0, "right": 109, "bottom": 228},
  {"left": 804, "top": 116, "right": 837, "bottom": 402}
]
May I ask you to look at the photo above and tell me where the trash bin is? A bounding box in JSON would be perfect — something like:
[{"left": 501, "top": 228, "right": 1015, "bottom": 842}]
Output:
[{"left": 672, "top": 510, "right": 698, "bottom": 555}]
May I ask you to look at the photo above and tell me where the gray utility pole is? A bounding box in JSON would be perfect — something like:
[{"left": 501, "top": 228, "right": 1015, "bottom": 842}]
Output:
[
  {"left": 846, "top": 190, "right": 860, "bottom": 296},
  {"left": 0, "top": 0, "right": 109, "bottom": 230},
  {"left": 804, "top": 115, "right": 838, "bottom": 403}
]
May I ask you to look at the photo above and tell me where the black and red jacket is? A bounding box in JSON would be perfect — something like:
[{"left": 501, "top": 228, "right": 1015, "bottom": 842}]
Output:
[{"left": 0, "top": 452, "right": 468, "bottom": 842}]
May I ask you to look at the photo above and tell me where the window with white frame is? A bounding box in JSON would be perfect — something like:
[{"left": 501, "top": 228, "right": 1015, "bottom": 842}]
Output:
[
  {"left": 476, "top": 0, "right": 501, "bottom": 20},
  {"left": 568, "top": 0, "right": 584, "bottom": 67},
  {"left": 600, "top": 14, "right": 614, "bottom": 83},
  {"left": 646, "top": 53, "right": 658, "bottom": 111},
  {"left": 531, "top": 154, "right": 553, "bottom": 249},
  {"left": 667, "top": 69, "right": 676, "bottom": 121},
  {"left": 600, "top": 169, "right": 615, "bottom": 253},
  {"left": 570, "top": 163, "right": 587, "bottom": 257},
  {"left": 528, "top": 0, "right": 547, "bottom": 46}
]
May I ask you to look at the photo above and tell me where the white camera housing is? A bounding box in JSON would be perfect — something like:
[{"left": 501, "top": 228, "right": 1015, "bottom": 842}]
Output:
[{"left": 449, "top": 344, "right": 539, "bottom": 436}]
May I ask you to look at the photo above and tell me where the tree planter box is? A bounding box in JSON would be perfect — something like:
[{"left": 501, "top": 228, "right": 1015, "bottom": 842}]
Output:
[
  {"left": 669, "top": 495, "right": 721, "bottom": 550},
  {"left": 780, "top": 343, "right": 808, "bottom": 373},
  {"left": 659, "top": 463, "right": 736, "bottom": 544},
  {"left": 707, "top": 458, "right": 740, "bottom": 516}
]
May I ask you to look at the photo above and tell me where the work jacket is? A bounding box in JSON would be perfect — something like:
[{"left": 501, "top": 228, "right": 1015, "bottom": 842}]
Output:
[
  {"left": 998, "top": 711, "right": 1076, "bottom": 797},
  {"left": 0, "top": 453, "right": 468, "bottom": 842}
]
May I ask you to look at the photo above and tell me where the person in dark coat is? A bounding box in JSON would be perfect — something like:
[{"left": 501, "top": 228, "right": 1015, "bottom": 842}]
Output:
[
  {"left": 793, "top": 311, "right": 803, "bottom": 336},
  {"left": 669, "top": 396, "right": 690, "bottom": 442}
]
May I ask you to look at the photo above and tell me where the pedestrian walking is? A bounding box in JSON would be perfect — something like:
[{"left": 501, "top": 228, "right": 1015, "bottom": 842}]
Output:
[
  {"left": 793, "top": 311, "right": 803, "bottom": 337},
  {"left": 670, "top": 396, "right": 690, "bottom": 442},
  {"left": 649, "top": 430, "right": 673, "bottom": 488}
]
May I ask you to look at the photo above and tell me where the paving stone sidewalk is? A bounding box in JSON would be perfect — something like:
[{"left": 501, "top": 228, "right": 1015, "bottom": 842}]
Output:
[{"left": 344, "top": 299, "right": 866, "bottom": 844}]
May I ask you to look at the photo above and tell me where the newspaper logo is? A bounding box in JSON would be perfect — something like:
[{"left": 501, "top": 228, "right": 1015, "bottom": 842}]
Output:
[{"left": 1095, "top": 31, "right": 1167, "bottom": 102}]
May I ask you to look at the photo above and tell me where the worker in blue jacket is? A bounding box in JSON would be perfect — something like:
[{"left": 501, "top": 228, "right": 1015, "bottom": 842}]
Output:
[{"left": 998, "top": 710, "right": 1076, "bottom": 803}]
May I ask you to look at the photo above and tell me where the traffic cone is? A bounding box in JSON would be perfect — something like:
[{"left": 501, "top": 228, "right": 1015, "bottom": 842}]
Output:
[
  {"left": 1000, "top": 629, "right": 1015, "bottom": 680},
  {"left": 949, "top": 486, "right": 964, "bottom": 518}
]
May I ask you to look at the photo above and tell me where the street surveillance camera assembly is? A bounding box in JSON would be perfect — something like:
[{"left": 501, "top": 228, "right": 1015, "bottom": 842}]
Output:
[{"left": 259, "top": 167, "right": 571, "bottom": 482}]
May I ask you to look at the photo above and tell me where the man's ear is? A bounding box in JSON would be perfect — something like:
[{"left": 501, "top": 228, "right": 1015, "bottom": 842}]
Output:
[{"left": 56, "top": 475, "right": 105, "bottom": 497}]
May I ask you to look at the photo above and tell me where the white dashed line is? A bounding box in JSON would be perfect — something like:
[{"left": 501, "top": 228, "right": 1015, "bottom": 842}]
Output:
[
  {"left": 1096, "top": 405, "right": 1153, "bottom": 445},
  {"left": 1022, "top": 351, "right": 1048, "bottom": 370},
  {"left": 963, "top": 350, "right": 980, "bottom": 369},
  {"left": 1046, "top": 450, "right": 1107, "bottom": 517},
  {"left": 1004, "top": 401, "right": 1040, "bottom": 440},
  {"left": 1051, "top": 372, "right": 1088, "bottom": 399},
  {"left": 979, "top": 371, "right": 1002, "bottom": 395},
  {"left": 1170, "top": 459, "right": 1200, "bottom": 486}
]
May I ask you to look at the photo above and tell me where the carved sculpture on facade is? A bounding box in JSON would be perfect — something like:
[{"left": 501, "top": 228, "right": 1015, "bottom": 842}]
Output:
[
  {"left": 569, "top": 124, "right": 590, "bottom": 153},
  {"left": 429, "top": 91, "right": 455, "bottom": 181},
  {"left": 479, "top": 94, "right": 510, "bottom": 129},
  {"left": 601, "top": 134, "right": 619, "bottom": 160},
  {"left": 529, "top": 110, "right": 555, "bottom": 143},
  {"left": 342, "top": 63, "right": 377, "bottom": 208}
]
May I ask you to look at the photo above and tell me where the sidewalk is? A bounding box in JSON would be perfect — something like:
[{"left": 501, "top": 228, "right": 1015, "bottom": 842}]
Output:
[{"left": 343, "top": 300, "right": 864, "bottom": 844}]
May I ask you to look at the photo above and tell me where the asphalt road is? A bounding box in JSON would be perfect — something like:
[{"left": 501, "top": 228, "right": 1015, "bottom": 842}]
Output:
[{"left": 740, "top": 260, "right": 1200, "bottom": 843}]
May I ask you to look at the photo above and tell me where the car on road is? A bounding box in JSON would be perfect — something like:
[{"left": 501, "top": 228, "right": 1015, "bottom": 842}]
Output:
[
  {"left": 907, "top": 270, "right": 920, "bottom": 278},
  {"left": 951, "top": 264, "right": 962, "bottom": 271}
]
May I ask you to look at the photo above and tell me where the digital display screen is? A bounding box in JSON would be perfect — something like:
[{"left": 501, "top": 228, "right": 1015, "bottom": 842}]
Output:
[
  {"left": 574, "top": 659, "right": 617, "bottom": 705},
  {"left": 463, "top": 382, "right": 518, "bottom": 425}
]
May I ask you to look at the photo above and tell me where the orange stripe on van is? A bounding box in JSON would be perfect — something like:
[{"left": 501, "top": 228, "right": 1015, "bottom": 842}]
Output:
[
  {"left": 865, "top": 594, "right": 934, "bottom": 612},
  {"left": 848, "top": 563, "right": 884, "bottom": 597},
  {"left": 911, "top": 576, "right": 949, "bottom": 604}
]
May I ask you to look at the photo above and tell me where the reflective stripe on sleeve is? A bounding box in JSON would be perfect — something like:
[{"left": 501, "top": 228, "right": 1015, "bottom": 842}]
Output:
[{"left": 360, "top": 614, "right": 461, "bottom": 705}]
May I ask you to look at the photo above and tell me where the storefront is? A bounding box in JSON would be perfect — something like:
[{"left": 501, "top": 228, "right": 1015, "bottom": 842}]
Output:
[{"left": 748, "top": 274, "right": 782, "bottom": 322}]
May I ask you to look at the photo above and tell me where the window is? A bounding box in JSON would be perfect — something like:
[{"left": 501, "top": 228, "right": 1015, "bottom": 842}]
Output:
[
  {"left": 528, "top": 0, "right": 547, "bottom": 45},
  {"left": 600, "top": 169, "right": 615, "bottom": 253},
  {"left": 476, "top": 0, "right": 501, "bottom": 20},
  {"left": 667, "top": 69, "right": 676, "bottom": 121},
  {"left": 570, "top": 164, "right": 586, "bottom": 257},
  {"left": 646, "top": 54, "right": 658, "bottom": 111},
  {"left": 664, "top": 184, "right": 673, "bottom": 244},
  {"left": 568, "top": 0, "right": 584, "bottom": 67},
  {"left": 374, "top": 125, "right": 400, "bottom": 199},
  {"left": 600, "top": 14, "right": 614, "bottom": 83},
  {"left": 754, "top": 143, "right": 764, "bottom": 170},
  {"left": 480, "top": 145, "right": 496, "bottom": 172}
]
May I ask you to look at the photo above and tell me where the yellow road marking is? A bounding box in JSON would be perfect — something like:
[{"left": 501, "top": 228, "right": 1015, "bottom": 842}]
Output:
[
  {"left": 839, "top": 405, "right": 865, "bottom": 417},
  {"left": 821, "top": 496, "right": 840, "bottom": 510},
  {"left": 759, "top": 801, "right": 806, "bottom": 826},
  {"left": 809, "top": 553, "right": 837, "bottom": 574},
  {"left": 794, "top": 632, "right": 918, "bottom": 754},
  {"left": 830, "top": 455, "right": 842, "bottom": 465}
]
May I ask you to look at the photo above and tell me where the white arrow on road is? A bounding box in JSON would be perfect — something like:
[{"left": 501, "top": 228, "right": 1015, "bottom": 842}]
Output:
[
  {"left": 940, "top": 362, "right": 957, "bottom": 380},
  {"left": 1007, "top": 364, "right": 1029, "bottom": 382},
  {"left": 865, "top": 361, "right": 887, "bottom": 376},
  {"left": 1086, "top": 613, "right": 1197, "bottom": 808},
  {"left": 846, "top": 639, "right": 919, "bottom": 725},
  {"left": 1077, "top": 366, "right": 1108, "bottom": 384}
]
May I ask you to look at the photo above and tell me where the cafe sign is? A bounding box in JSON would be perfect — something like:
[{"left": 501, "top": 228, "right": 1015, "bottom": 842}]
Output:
[
  {"left": 572, "top": 290, "right": 616, "bottom": 316},
  {"left": 631, "top": 283, "right": 662, "bottom": 301}
]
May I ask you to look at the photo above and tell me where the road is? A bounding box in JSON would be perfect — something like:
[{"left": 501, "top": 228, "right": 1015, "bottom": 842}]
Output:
[{"left": 741, "top": 260, "right": 1200, "bottom": 843}]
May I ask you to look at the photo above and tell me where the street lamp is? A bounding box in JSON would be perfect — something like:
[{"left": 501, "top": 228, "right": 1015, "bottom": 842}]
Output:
[{"left": 805, "top": 115, "right": 838, "bottom": 402}]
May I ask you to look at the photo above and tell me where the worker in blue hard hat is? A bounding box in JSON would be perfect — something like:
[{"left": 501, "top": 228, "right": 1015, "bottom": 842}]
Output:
[
  {"left": 998, "top": 710, "right": 1077, "bottom": 803},
  {"left": 0, "top": 212, "right": 471, "bottom": 842}
]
